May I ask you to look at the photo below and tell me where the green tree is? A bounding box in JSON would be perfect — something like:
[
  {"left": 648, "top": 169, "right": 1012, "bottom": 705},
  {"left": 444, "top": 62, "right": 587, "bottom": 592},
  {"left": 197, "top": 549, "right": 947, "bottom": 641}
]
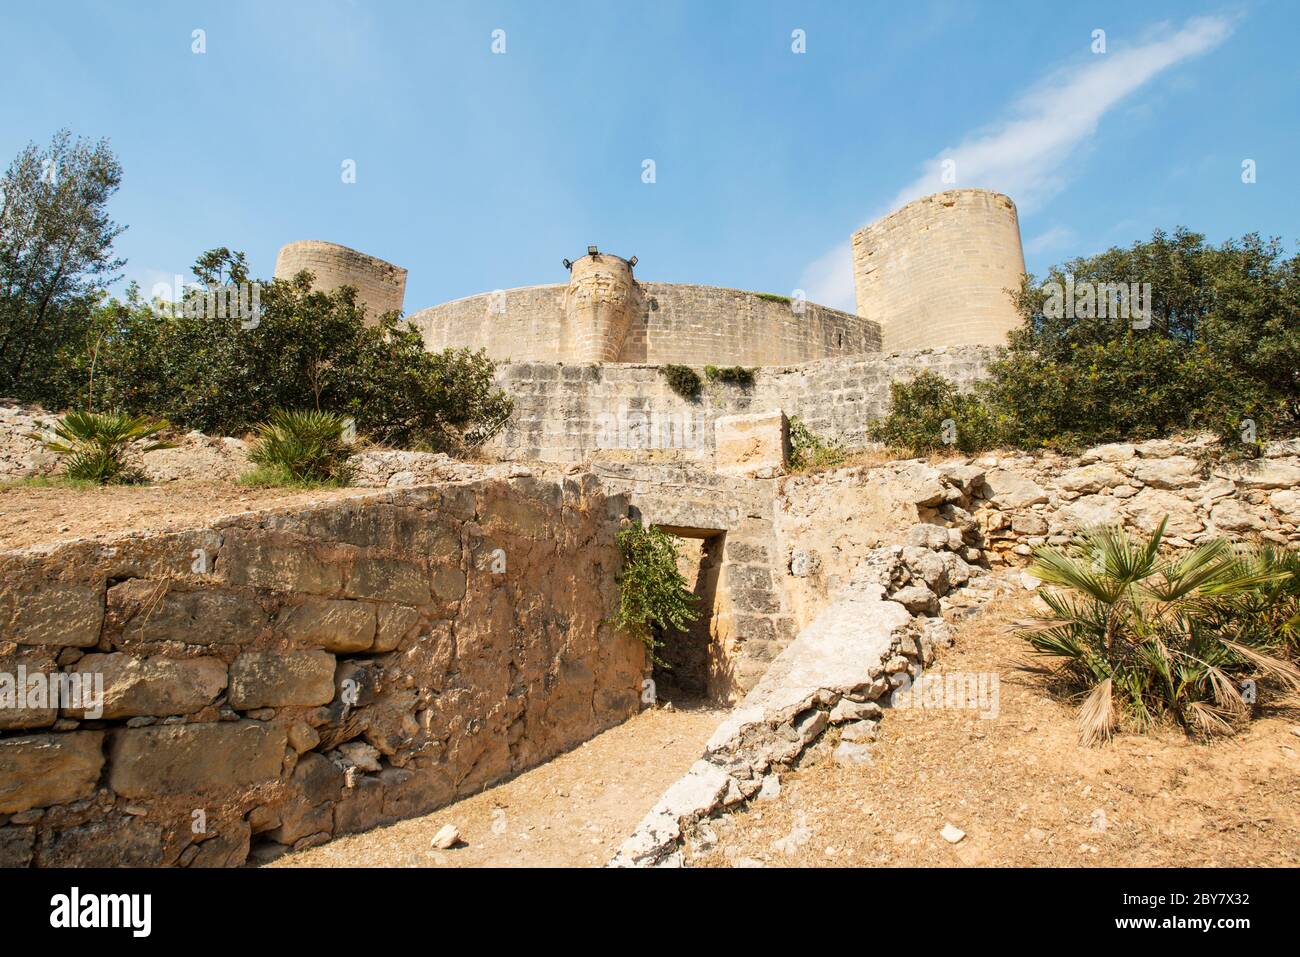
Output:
[{"left": 0, "top": 130, "right": 125, "bottom": 401}]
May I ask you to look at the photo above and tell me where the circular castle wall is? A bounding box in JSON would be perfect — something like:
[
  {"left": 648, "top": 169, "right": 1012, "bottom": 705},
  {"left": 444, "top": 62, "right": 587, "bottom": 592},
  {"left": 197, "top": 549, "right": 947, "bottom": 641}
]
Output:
[
  {"left": 274, "top": 240, "right": 408, "bottom": 324},
  {"left": 851, "top": 189, "right": 1025, "bottom": 351},
  {"left": 407, "top": 282, "right": 880, "bottom": 366}
]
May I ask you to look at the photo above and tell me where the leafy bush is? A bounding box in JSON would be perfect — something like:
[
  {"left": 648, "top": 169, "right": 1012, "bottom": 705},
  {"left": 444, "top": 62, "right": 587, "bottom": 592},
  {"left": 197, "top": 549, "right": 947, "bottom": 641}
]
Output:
[
  {"left": 868, "top": 371, "right": 1002, "bottom": 454},
  {"left": 703, "top": 365, "right": 755, "bottom": 387},
  {"left": 660, "top": 364, "right": 701, "bottom": 401},
  {"left": 788, "top": 416, "right": 847, "bottom": 472},
  {"left": 245, "top": 409, "right": 353, "bottom": 486},
  {"left": 32, "top": 410, "right": 174, "bottom": 484},
  {"left": 612, "top": 522, "right": 700, "bottom": 664},
  {"left": 996, "top": 229, "right": 1299, "bottom": 450},
  {"left": 1020, "top": 519, "right": 1300, "bottom": 744},
  {"left": 65, "top": 256, "right": 513, "bottom": 454}
]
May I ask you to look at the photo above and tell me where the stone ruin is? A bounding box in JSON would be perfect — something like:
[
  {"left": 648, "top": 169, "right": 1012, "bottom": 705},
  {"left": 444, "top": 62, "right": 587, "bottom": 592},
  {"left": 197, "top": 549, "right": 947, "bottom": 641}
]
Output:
[{"left": 1, "top": 187, "right": 1297, "bottom": 867}]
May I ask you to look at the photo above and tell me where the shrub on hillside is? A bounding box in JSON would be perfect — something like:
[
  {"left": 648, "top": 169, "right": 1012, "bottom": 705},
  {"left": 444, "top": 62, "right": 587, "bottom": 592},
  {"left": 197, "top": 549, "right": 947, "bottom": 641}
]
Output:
[
  {"left": 868, "top": 371, "right": 1002, "bottom": 454},
  {"left": 245, "top": 409, "right": 353, "bottom": 486},
  {"left": 788, "top": 416, "right": 848, "bottom": 471},
  {"left": 32, "top": 410, "right": 174, "bottom": 484},
  {"left": 1019, "top": 520, "right": 1300, "bottom": 745},
  {"left": 63, "top": 253, "right": 513, "bottom": 454},
  {"left": 996, "top": 229, "right": 1299, "bottom": 450}
]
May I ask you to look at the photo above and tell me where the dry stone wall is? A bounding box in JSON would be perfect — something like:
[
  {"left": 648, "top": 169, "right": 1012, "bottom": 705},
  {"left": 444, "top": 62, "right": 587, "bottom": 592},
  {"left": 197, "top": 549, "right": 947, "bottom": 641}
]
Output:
[{"left": 0, "top": 477, "right": 643, "bottom": 867}]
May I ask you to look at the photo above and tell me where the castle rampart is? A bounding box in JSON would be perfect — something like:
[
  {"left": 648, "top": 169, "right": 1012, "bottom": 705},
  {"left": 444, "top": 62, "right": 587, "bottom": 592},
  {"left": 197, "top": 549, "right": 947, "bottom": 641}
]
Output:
[{"left": 274, "top": 240, "right": 408, "bottom": 324}]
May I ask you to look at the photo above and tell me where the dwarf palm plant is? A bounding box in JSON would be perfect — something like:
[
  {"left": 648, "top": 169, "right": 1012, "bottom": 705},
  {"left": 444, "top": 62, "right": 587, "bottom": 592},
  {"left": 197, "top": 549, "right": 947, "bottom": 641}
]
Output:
[
  {"left": 1208, "top": 544, "right": 1300, "bottom": 658},
  {"left": 31, "top": 410, "right": 174, "bottom": 484},
  {"left": 246, "top": 409, "right": 353, "bottom": 485},
  {"left": 1020, "top": 519, "right": 1300, "bottom": 745}
]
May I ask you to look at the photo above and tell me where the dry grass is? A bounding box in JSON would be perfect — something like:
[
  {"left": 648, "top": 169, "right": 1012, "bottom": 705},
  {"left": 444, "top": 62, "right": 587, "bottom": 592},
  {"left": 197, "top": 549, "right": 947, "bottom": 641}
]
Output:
[{"left": 688, "top": 593, "right": 1300, "bottom": 868}]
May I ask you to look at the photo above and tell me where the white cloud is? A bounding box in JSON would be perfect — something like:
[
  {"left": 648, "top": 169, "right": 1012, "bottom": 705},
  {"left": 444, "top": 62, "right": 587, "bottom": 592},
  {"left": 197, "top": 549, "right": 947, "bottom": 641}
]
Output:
[
  {"left": 1022, "top": 225, "right": 1076, "bottom": 257},
  {"left": 800, "top": 15, "right": 1234, "bottom": 311}
]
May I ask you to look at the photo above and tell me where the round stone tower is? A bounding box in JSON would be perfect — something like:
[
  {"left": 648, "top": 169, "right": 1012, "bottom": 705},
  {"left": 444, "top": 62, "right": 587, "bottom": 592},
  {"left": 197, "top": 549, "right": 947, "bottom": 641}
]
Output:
[
  {"left": 274, "top": 240, "right": 408, "bottom": 325},
  {"left": 851, "top": 189, "right": 1026, "bottom": 351},
  {"left": 563, "top": 249, "right": 639, "bottom": 363}
]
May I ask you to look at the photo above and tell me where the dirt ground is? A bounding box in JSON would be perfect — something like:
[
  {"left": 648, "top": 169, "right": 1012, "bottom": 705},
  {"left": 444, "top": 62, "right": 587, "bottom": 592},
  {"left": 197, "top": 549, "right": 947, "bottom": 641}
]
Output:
[
  {"left": 0, "top": 481, "right": 377, "bottom": 551},
  {"left": 688, "top": 593, "right": 1300, "bottom": 868},
  {"left": 274, "top": 703, "right": 726, "bottom": 868}
]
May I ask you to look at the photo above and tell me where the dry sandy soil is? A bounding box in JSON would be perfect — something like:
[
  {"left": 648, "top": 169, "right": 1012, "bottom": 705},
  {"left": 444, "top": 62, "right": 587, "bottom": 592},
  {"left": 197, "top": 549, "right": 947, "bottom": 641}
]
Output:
[
  {"left": 275, "top": 703, "right": 726, "bottom": 868},
  {"left": 0, "top": 481, "right": 377, "bottom": 551},
  {"left": 687, "top": 593, "right": 1300, "bottom": 868}
]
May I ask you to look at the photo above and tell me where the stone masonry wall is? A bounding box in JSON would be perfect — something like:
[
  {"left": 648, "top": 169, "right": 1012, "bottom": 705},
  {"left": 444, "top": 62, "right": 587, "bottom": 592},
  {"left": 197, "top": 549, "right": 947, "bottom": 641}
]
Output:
[
  {"left": 0, "top": 476, "right": 643, "bottom": 867},
  {"left": 488, "top": 346, "right": 995, "bottom": 464},
  {"left": 407, "top": 282, "right": 879, "bottom": 366}
]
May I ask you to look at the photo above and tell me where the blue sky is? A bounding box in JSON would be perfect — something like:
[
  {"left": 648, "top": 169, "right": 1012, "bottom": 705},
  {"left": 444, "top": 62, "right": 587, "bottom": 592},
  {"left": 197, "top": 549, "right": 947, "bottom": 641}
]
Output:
[{"left": 3, "top": 0, "right": 1297, "bottom": 313}]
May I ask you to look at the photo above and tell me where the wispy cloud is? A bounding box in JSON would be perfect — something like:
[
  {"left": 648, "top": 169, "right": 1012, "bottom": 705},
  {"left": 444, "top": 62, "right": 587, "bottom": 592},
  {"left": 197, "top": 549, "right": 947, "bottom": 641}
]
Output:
[
  {"left": 800, "top": 15, "right": 1235, "bottom": 310},
  {"left": 1022, "top": 225, "right": 1077, "bottom": 257}
]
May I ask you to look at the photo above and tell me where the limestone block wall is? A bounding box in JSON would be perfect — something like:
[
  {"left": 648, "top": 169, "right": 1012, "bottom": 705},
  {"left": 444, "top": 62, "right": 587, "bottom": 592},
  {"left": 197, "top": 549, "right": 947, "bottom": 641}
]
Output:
[
  {"left": 852, "top": 189, "right": 1026, "bottom": 351},
  {"left": 274, "top": 240, "right": 408, "bottom": 324},
  {"left": 0, "top": 477, "right": 643, "bottom": 867},
  {"left": 487, "top": 346, "right": 995, "bottom": 464},
  {"left": 407, "top": 283, "right": 879, "bottom": 366}
]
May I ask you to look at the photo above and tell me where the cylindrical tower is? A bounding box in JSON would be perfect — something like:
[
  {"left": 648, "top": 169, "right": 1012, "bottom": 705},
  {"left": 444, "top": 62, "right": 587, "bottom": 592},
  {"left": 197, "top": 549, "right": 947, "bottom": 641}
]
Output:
[
  {"left": 273, "top": 240, "right": 408, "bottom": 325},
  {"left": 563, "top": 250, "right": 639, "bottom": 363},
  {"left": 851, "top": 189, "right": 1025, "bottom": 351}
]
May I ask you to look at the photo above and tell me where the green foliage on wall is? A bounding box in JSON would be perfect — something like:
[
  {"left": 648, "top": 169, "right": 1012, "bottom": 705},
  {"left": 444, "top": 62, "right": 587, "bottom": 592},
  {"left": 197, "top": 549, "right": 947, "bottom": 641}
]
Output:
[
  {"left": 703, "top": 365, "right": 756, "bottom": 387},
  {"left": 660, "top": 364, "right": 701, "bottom": 401},
  {"left": 612, "top": 521, "right": 700, "bottom": 665}
]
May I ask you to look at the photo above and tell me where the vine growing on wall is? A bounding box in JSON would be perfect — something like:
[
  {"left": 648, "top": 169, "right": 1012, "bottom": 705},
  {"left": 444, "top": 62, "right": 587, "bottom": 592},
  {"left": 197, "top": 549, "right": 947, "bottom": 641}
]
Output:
[{"left": 612, "top": 521, "right": 700, "bottom": 665}]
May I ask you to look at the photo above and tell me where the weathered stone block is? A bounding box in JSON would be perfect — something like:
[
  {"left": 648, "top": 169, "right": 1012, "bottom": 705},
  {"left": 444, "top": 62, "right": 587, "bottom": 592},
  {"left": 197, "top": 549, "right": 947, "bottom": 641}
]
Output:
[
  {"left": 228, "top": 651, "right": 336, "bottom": 709},
  {"left": 218, "top": 531, "right": 344, "bottom": 594},
  {"left": 109, "top": 580, "right": 266, "bottom": 645},
  {"left": 344, "top": 557, "right": 430, "bottom": 605},
  {"left": 186, "top": 820, "right": 251, "bottom": 867},
  {"left": 0, "top": 651, "right": 58, "bottom": 729},
  {"left": 107, "top": 721, "right": 286, "bottom": 797},
  {"left": 71, "top": 653, "right": 227, "bottom": 719},
  {"left": 374, "top": 604, "right": 420, "bottom": 652},
  {"left": 35, "top": 817, "right": 163, "bottom": 867},
  {"left": 714, "top": 411, "right": 789, "bottom": 476},
  {"left": 4, "top": 582, "right": 103, "bottom": 647},
  {"left": 275, "top": 598, "right": 376, "bottom": 653},
  {"left": 0, "top": 826, "right": 35, "bottom": 867},
  {"left": 0, "top": 732, "right": 104, "bottom": 813}
]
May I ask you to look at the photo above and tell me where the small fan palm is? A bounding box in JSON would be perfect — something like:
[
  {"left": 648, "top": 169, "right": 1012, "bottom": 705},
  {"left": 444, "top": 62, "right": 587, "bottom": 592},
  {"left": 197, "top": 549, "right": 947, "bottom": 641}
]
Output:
[
  {"left": 247, "top": 409, "right": 353, "bottom": 485},
  {"left": 1211, "top": 544, "right": 1300, "bottom": 657},
  {"left": 31, "top": 411, "right": 175, "bottom": 484},
  {"left": 1019, "top": 518, "right": 1300, "bottom": 745}
]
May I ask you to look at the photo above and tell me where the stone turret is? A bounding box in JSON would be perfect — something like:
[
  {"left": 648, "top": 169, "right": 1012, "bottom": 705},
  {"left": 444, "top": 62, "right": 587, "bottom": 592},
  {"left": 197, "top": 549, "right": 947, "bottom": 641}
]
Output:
[
  {"left": 274, "top": 240, "right": 407, "bottom": 325},
  {"left": 851, "top": 189, "right": 1026, "bottom": 351},
  {"left": 562, "top": 248, "right": 639, "bottom": 363}
]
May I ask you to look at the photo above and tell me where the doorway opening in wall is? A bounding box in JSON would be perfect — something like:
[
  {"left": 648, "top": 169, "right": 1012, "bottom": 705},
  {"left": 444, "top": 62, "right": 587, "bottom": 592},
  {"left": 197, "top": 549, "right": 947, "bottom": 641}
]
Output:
[{"left": 651, "top": 526, "right": 726, "bottom": 705}]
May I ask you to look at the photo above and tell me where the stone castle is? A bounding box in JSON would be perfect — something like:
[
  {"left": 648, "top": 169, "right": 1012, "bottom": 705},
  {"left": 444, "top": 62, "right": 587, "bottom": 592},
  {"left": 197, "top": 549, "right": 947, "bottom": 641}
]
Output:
[{"left": 275, "top": 188, "right": 1026, "bottom": 363}]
